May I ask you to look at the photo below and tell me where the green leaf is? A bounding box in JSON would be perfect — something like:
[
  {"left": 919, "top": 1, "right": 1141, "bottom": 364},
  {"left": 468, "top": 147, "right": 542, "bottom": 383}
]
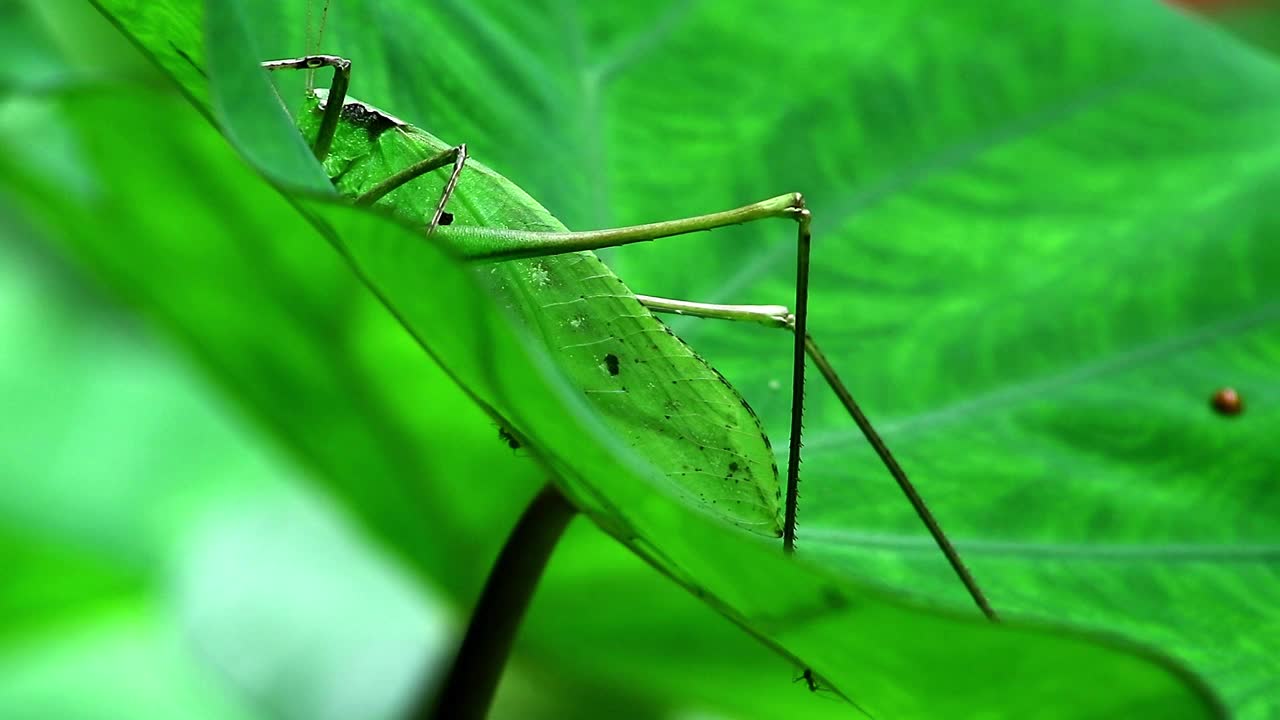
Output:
[
  {"left": 21, "top": 0, "right": 1264, "bottom": 717},
  {"left": 551, "top": 1, "right": 1280, "bottom": 716},
  {"left": 195, "top": 1, "right": 1272, "bottom": 714},
  {"left": 579, "top": 4, "right": 1280, "bottom": 717}
]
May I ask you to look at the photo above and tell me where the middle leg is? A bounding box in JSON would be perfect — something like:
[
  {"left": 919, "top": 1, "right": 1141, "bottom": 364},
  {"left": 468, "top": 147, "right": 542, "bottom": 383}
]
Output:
[{"left": 357, "top": 143, "right": 469, "bottom": 236}]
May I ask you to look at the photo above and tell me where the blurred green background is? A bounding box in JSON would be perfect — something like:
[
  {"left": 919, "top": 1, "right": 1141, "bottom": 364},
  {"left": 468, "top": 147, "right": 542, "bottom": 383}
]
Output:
[{"left": 4, "top": 0, "right": 1280, "bottom": 718}]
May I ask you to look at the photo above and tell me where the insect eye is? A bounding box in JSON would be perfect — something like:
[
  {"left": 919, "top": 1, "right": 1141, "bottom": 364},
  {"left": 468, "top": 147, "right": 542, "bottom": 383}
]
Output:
[{"left": 1210, "top": 387, "right": 1243, "bottom": 416}]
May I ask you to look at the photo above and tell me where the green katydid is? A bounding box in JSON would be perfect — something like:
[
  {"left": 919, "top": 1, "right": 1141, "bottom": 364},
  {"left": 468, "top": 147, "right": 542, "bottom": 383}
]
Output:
[
  {"left": 261, "top": 51, "right": 996, "bottom": 598},
  {"left": 256, "top": 8, "right": 996, "bottom": 712}
]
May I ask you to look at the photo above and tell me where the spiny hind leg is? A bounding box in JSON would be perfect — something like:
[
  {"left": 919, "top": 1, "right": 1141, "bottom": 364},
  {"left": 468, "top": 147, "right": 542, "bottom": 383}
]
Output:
[
  {"left": 633, "top": 293, "right": 999, "bottom": 622},
  {"left": 261, "top": 54, "right": 351, "bottom": 161}
]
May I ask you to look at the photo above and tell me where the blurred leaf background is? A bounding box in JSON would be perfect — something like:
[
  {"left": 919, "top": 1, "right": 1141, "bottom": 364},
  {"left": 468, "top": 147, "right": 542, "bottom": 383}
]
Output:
[{"left": 3, "top": 0, "right": 1280, "bottom": 718}]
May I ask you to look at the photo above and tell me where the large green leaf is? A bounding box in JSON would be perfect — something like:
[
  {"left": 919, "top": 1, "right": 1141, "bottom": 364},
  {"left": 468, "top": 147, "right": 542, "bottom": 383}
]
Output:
[
  {"left": 250, "top": 0, "right": 1280, "bottom": 714},
  {"left": 13, "top": 0, "right": 1269, "bottom": 716},
  {"left": 14, "top": 66, "right": 1215, "bottom": 719},
  {"left": 566, "top": 3, "right": 1280, "bottom": 716},
  {"left": 192, "top": 1, "right": 1275, "bottom": 715}
]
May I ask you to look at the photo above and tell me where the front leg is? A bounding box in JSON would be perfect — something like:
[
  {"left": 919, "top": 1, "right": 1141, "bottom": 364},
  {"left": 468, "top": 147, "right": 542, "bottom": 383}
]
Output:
[{"left": 261, "top": 54, "right": 351, "bottom": 161}]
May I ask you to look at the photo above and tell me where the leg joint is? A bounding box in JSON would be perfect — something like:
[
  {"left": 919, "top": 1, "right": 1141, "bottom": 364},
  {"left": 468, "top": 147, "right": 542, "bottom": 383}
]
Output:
[{"left": 261, "top": 54, "right": 351, "bottom": 73}]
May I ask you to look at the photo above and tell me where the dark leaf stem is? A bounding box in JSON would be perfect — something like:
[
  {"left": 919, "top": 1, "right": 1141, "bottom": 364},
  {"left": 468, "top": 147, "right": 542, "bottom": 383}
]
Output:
[{"left": 413, "top": 483, "right": 577, "bottom": 720}]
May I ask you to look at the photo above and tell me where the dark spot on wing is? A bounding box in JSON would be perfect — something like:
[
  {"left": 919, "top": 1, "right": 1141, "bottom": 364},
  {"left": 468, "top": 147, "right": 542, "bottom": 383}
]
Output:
[{"left": 604, "top": 353, "right": 620, "bottom": 376}]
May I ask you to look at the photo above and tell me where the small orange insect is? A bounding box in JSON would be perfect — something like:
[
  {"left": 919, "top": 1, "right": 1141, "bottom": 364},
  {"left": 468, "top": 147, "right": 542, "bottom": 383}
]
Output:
[{"left": 1210, "top": 387, "right": 1244, "bottom": 416}]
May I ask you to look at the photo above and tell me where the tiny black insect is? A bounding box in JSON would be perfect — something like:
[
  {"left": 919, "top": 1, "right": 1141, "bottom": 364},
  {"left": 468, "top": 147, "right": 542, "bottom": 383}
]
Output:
[
  {"left": 498, "top": 426, "right": 521, "bottom": 449},
  {"left": 794, "top": 667, "right": 820, "bottom": 692},
  {"left": 604, "top": 353, "right": 621, "bottom": 376}
]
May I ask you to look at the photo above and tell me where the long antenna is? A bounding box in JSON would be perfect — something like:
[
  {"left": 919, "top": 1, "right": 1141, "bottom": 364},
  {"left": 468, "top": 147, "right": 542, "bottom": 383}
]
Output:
[{"left": 303, "top": 0, "right": 332, "bottom": 91}]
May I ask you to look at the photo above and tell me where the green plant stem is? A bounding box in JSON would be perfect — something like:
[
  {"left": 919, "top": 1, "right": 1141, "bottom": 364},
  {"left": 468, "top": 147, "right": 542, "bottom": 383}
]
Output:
[{"left": 415, "top": 483, "right": 577, "bottom": 720}]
